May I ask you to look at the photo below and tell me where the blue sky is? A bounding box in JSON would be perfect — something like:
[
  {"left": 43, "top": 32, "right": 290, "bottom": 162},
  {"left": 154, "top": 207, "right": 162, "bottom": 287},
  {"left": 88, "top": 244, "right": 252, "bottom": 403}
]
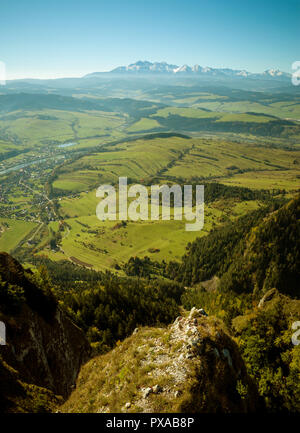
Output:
[{"left": 1, "top": 0, "right": 299, "bottom": 79}]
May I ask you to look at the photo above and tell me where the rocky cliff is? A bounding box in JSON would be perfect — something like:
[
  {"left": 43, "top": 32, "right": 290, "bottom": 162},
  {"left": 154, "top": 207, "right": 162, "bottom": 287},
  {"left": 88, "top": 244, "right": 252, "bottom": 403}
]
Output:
[
  {"left": 62, "top": 308, "right": 263, "bottom": 413},
  {"left": 0, "top": 252, "right": 90, "bottom": 412}
]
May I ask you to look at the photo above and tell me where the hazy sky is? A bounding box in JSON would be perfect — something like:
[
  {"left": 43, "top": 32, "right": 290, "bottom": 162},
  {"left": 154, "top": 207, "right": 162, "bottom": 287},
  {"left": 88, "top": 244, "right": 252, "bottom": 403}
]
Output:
[{"left": 1, "top": 0, "right": 299, "bottom": 79}]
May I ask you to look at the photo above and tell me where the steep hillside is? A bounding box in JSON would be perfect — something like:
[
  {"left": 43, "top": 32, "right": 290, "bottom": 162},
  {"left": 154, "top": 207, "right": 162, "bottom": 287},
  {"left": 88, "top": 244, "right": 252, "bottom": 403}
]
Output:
[
  {"left": 220, "top": 195, "right": 300, "bottom": 297},
  {"left": 62, "top": 308, "right": 262, "bottom": 413},
  {"left": 0, "top": 252, "right": 90, "bottom": 412},
  {"left": 173, "top": 196, "right": 300, "bottom": 298}
]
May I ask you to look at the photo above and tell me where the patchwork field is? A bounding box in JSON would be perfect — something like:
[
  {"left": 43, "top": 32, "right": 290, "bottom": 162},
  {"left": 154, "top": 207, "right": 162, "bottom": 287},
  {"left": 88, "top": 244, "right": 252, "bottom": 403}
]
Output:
[
  {"left": 152, "top": 107, "right": 273, "bottom": 122},
  {"left": 52, "top": 135, "right": 300, "bottom": 196},
  {"left": 35, "top": 131, "right": 300, "bottom": 271},
  {"left": 52, "top": 135, "right": 192, "bottom": 192},
  {"left": 140, "top": 87, "right": 300, "bottom": 121},
  {"left": 188, "top": 100, "right": 300, "bottom": 121},
  {"left": 164, "top": 138, "right": 300, "bottom": 181}
]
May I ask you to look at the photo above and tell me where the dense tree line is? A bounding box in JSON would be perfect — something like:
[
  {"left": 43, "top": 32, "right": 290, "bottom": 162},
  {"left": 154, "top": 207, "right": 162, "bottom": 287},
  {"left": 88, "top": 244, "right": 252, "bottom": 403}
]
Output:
[
  {"left": 189, "top": 181, "right": 274, "bottom": 206},
  {"left": 56, "top": 276, "right": 184, "bottom": 354},
  {"left": 30, "top": 257, "right": 106, "bottom": 288},
  {"left": 123, "top": 256, "right": 164, "bottom": 278}
]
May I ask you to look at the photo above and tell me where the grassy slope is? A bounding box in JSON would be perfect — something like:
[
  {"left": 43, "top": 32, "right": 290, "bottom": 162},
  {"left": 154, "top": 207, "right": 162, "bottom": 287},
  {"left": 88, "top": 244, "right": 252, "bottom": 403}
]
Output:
[
  {"left": 53, "top": 136, "right": 192, "bottom": 192},
  {"left": 38, "top": 193, "right": 262, "bottom": 271},
  {"left": 0, "top": 109, "right": 126, "bottom": 151},
  {"left": 126, "top": 117, "right": 162, "bottom": 132},
  {"left": 152, "top": 107, "right": 273, "bottom": 123},
  {"left": 165, "top": 138, "right": 300, "bottom": 182}
]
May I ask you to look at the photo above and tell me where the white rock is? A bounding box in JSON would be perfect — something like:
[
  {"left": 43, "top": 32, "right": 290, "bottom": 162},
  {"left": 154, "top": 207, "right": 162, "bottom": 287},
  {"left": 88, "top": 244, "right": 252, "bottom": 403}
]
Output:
[{"left": 143, "top": 387, "right": 153, "bottom": 398}]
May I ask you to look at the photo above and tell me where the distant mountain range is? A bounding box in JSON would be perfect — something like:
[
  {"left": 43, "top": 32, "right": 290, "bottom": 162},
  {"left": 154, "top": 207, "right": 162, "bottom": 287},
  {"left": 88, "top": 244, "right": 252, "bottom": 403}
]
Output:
[{"left": 85, "top": 60, "right": 291, "bottom": 80}]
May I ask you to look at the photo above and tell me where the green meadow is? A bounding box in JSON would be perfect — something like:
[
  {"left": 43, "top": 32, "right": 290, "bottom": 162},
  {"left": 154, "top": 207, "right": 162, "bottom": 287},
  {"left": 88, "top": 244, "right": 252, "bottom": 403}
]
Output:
[
  {"left": 222, "top": 169, "right": 300, "bottom": 191},
  {"left": 39, "top": 197, "right": 262, "bottom": 271},
  {"left": 0, "top": 218, "right": 37, "bottom": 253}
]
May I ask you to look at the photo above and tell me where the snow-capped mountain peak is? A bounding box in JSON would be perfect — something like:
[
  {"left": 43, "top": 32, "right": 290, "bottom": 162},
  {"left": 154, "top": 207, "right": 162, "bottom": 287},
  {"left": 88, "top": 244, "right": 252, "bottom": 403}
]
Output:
[
  {"left": 174, "top": 64, "right": 192, "bottom": 73},
  {"left": 85, "top": 61, "right": 290, "bottom": 81},
  {"left": 263, "top": 68, "right": 284, "bottom": 77}
]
